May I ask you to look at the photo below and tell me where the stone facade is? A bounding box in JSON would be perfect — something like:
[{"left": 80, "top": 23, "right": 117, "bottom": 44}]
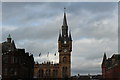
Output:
[
  {"left": 1, "top": 35, "right": 34, "bottom": 80},
  {"left": 34, "top": 11, "right": 72, "bottom": 79},
  {"left": 102, "top": 53, "right": 120, "bottom": 80}
]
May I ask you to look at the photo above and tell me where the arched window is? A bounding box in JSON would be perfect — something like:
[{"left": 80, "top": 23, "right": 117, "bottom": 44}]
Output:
[
  {"left": 39, "top": 69, "right": 43, "bottom": 78},
  {"left": 4, "top": 68, "right": 7, "bottom": 75},
  {"left": 55, "top": 70, "right": 58, "bottom": 76},
  {"left": 65, "top": 67, "right": 67, "bottom": 72},
  {"left": 10, "top": 68, "right": 14, "bottom": 75},
  {"left": 3, "top": 56, "right": 8, "bottom": 63},
  {"left": 45, "top": 69, "right": 50, "bottom": 77},
  {"left": 53, "top": 69, "right": 58, "bottom": 77},
  {"left": 63, "top": 57, "right": 67, "bottom": 63},
  {"left": 62, "top": 67, "right": 67, "bottom": 77}
]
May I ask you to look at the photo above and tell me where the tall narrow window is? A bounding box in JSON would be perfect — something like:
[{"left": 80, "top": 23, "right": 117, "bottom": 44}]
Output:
[
  {"left": 53, "top": 70, "right": 58, "bottom": 77},
  {"left": 39, "top": 69, "right": 43, "bottom": 78},
  {"left": 63, "top": 57, "right": 67, "bottom": 63},
  {"left": 62, "top": 67, "right": 67, "bottom": 77},
  {"left": 14, "top": 68, "right": 17, "bottom": 76},
  {"left": 14, "top": 57, "right": 18, "bottom": 63},
  {"left": 10, "top": 68, "right": 14, "bottom": 76},
  {"left": 4, "top": 68, "right": 7, "bottom": 75},
  {"left": 11, "top": 56, "right": 14, "bottom": 64},
  {"left": 45, "top": 69, "right": 50, "bottom": 77},
  {"left": 3, "top": 56, "right": 8, "bottom": 63}
]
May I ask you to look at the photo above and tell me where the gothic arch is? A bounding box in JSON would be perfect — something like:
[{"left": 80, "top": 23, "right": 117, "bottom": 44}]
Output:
[
  {"left": 62, "top": 66, "right": 68, "bottom": 77},
  {"left": 63, "top": 57, "right": 67, "bottom": 63},
  {"left": 38, "top": 69, "right": 43, "bottom": 77}
]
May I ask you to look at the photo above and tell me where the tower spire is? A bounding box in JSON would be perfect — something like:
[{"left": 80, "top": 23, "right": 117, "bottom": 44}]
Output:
[
  {"left": 58, "top": 8, "right": 72, "bottom": 77},
  {"left": 62, "top": 8, "right": 68, "bottom": 37},
  {"left": 63, "top": 7, "right": 67, "bottom": 26}
]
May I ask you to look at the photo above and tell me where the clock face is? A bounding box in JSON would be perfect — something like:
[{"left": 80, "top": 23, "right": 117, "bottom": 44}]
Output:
[{"left": 64, "top": 49, "right": 67, "bottom": 52}]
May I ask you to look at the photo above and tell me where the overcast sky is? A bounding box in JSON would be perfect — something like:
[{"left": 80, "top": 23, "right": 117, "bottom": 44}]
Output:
[{"left": 1, "top": 2, "right": 118, "bottom": 75}]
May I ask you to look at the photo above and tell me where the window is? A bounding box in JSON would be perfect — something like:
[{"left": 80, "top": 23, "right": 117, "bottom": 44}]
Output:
[
  {"left": 3, "top": 56, "right": 8, "bottom": 64},
  {"left": 10, "top": 56, "right": 14, "bottom": 64},
  {"left": 4, "top": 68, "right": 7, "bottom": 75},
  {"left": 45, "top": 69, "right": 50, "bottom": 77},
  {"left": 14, "top": 68, "right": 17, "bottom": 76},
  {"left": 53, "top": 70, "right": 58, "bottom": 77},
  {"left": 9, "top": 68, "right": 17, "bottom": 76},
  {"left": 14, "top": 57, "right": 18, "bottom": 63},
  {"left": 39, "top": 69, "right": 43, "bottom": 77},
  {"left": 53, "top": 70, "right": 55, "bottom": 77},
  {"left": 10, "top": 68, "right": 14, "bottom": 75},
  {"left": 62, "top": 67, "right": 67, "bottom": 77},
  {"left": 11, "top": 57, "right": 18, "bottom": 64},
  {"left": 63, "top": 57, "right": 67, "bottom": 63}
]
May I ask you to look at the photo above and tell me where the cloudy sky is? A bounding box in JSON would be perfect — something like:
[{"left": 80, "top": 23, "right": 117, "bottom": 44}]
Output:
[{"left": 1, "top": 2, "right": 118, "bottom": 75}]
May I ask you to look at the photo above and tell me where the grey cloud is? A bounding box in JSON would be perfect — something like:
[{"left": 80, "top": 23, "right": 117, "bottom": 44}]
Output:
[
  {"left": 1, "top": 0, "right": 119, "bottom": 2},
  {"left": 2, "top": 2, "right": 63, "bottom": 27},
  {"left": 2, "top": 21, "right": 61, "bottom": 41},
  {"left": 2, "top": 2, "right": 118, "bottom": 75},
  {"left": 2, "top": 2, "right": 117, "bottom": 26},
  {"left": 69, "top": 8, "right": 117, "bottom": 40},
  {"left": 14, "top": 39, "right": 58, "bottom": 58},
  {"left": 72, "top": 58, "right": 102, "bottom": 75}
]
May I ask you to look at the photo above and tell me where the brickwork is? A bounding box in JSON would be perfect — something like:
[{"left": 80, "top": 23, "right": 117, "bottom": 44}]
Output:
[{"left": 102, "top": 53, "right": 120, "bottom": 80}]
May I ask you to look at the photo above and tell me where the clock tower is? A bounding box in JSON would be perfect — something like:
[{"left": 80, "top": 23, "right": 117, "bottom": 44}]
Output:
[{"left": 58, "top": 9, "right": 72, "bottom": 78}]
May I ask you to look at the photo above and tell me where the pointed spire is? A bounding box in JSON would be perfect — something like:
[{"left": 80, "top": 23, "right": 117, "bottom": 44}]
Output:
[
  {"left": 63, "top": 7, "right": 67, "bottom": 26},
  {"left": 102, "top": 52, "right": 107, "bottom": 65},
  {"left": 62, "top": 8, "right": 68, "bottom": 37},
  {"left": 69, "top": 30, "right": 72, "bottom": 41}
]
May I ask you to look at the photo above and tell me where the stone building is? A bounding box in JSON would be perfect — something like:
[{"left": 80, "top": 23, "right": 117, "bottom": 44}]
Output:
[
  {"left": 34, "top": 10, "right": 72, "bottom": 79},
  {"left": 1, "top": 35, "right": 34, "bottom": 80},
  {"left": 102, "top": 53, "right": 120, "bottom": 80}
]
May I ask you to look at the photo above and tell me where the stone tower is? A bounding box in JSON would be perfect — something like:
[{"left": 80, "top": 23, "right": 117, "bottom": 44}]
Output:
[{"left": 58, "top": 9, "right": 72, "bottom": 78}]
